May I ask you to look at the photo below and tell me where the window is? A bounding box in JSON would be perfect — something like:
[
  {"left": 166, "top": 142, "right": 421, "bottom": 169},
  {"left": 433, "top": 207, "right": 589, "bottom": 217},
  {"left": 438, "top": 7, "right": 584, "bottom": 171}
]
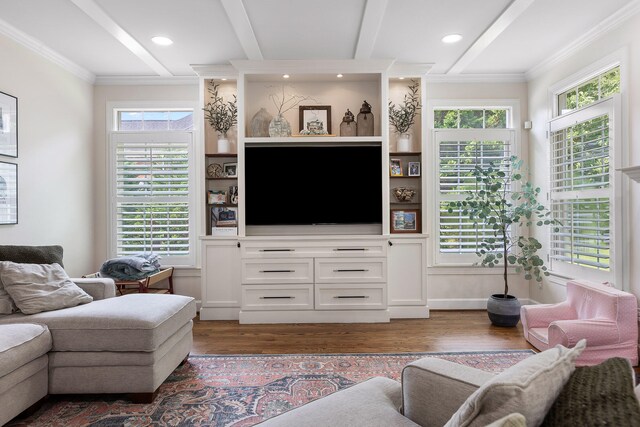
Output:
[
  {"left": 109, "top": 107, "right": 195, "bottom": 267},
  {"left": 557, "top": 66, "right": 619, "bottom": 114},
  {"left": 430, "top": 102, "right": 518, "bottom": 265},
  {"left": 549, "top": 97, "right": 620, "bottom": 282}
]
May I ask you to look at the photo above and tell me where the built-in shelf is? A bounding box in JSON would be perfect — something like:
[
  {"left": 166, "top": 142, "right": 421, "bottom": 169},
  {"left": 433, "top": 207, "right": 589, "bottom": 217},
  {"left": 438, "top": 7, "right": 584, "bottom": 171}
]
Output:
[
  {"left": 390, "top": 176, "right": 421, "bottom": 179},
  {"left": 389, "top": 152, "right": 421, "bottom": 156},
  {"left": 206, "top": 177, "right": 238, "bottom": 181},
  {"left": 206, "top": 153, "right": 238, "bottom": 158},
  {"left": 619, "top": 166, "right": 640, "bottom": 182},
  {"left": 245, "top": 136, "right": 383, "bottom": 145},
  {"left": 207, "top": 203, "right": 238, "bottom": 208}
]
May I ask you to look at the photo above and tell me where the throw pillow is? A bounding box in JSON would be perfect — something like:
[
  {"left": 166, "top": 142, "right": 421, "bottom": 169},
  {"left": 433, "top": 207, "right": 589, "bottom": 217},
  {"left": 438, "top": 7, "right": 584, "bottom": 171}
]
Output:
[
  {"left": 0, "top": 277, "right": 17, "bottom": 314},
  {"left": 445, "top": 340, "right": 586, "bottom": 427},
  {"left": 0, "top": 245, "right": 64, "bottom": 267},
  {"left": 485, "top": 413, "right": 526, "bottom": 427},
  {"left": 0, "top": 261, "right": 92, "bottom": 314},
  {"left": 541, "top": 357, "right": 640, "bottom": 426}
]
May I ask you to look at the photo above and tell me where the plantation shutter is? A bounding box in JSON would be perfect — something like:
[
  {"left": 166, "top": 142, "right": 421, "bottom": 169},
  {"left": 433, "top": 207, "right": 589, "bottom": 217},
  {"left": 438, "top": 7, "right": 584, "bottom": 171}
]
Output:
[
  {"left": 435, "top": 129, "right": 515, "bottom": 264},
  {"left": 110, "top": 132, "right": 195, "bottom": 266},
  {"left": 548, "top": 97, "right": 619, "bottom": 282}
]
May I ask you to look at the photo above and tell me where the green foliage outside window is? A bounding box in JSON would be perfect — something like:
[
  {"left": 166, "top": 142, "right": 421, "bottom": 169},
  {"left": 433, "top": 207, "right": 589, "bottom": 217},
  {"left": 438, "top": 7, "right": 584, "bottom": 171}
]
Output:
[
  {"left": 434, "top": 109, "right": 508, "bottom": 129},
  {"left": 558, "top": 66, "right": 620, "bottom": 113}
]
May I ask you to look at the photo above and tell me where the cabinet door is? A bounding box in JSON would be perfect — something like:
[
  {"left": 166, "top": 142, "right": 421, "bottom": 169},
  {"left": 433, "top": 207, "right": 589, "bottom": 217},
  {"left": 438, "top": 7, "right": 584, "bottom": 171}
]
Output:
[
  {"left": 387, "top": 238, "right": 428, "bottom": 317},
  {"left": 201, "top": 240, "right": 241, "bottom": 319}
]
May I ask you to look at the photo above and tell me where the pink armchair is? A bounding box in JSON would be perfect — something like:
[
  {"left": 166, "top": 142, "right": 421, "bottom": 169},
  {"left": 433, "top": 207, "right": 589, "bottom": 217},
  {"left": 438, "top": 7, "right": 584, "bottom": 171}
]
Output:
[{"left": 521, "top": 280, "right": 638, "bottom": 366}]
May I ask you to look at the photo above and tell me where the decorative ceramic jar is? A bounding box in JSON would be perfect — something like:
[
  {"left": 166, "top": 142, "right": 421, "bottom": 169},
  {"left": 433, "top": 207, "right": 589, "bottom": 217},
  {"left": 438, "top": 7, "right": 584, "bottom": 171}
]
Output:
[
  {"left": 356, "top": 100, "right": 374, "bottom": 136},
  {"left": 339, "top": 109, "right": 357, "bottom": 137},
  {"left": 396, "top": 133, "right": 411, "bottom": 152},
  {"left": 250, "top": 108, "right": 273, "bottom": 137},
  {"left": 269, "top": 114, "right": 292, "bottom": 137}
]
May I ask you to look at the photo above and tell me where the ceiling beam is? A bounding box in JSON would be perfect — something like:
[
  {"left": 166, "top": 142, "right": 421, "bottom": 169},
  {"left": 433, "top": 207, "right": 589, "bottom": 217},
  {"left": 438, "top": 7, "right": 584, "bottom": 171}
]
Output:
[
  {"left": 355, "top": 0, "right": 388, "bottom": 59},
  {"left": 447, "top": 0, "right": 535, "bottom": 74},
  {"left": 220, "top": 0, "right": 263, "bottom": 60},
  {"left": 69, "top": 0, "right": 172, "bottom": 77}
]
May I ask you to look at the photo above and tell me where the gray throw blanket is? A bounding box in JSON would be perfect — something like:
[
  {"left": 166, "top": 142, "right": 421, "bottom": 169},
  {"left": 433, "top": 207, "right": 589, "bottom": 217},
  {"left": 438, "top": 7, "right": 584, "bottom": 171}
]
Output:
[{"left": 99, "top": 253, "right": 161, "bottom": 280}]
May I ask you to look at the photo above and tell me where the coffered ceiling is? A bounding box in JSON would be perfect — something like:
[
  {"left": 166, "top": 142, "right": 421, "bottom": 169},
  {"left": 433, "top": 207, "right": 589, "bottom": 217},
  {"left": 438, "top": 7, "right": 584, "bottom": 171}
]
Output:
[{"left": 0, "top": 0, "right": 637, "bottom": 82}]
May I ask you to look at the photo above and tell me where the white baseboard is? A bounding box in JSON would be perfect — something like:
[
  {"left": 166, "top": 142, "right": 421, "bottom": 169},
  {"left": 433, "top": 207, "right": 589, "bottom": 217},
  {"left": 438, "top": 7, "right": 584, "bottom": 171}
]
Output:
[
  {"left": 388, "top": 305, "right": 430, "bottom": 318},
  {"left": 238, "top": 309, "right": 390, "bottom": 324},
  {"left": 199, "top": 307, "right": 240, "bottom": 320},
  {"left": 428, "top": 298, "right": 534, "bottom": 310}
]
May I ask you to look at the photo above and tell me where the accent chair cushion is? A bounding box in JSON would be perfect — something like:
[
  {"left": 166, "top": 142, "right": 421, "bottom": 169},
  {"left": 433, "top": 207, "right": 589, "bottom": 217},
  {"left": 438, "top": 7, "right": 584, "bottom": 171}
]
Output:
[
  {"left": 0, "top": 245, "right": 64, "bottom": 267},
  {"left": 0, "top": 261, "right": 92, "bottom": 314},
  {"left": 444, "top": 340, "right": 586, "bottom": 427}
]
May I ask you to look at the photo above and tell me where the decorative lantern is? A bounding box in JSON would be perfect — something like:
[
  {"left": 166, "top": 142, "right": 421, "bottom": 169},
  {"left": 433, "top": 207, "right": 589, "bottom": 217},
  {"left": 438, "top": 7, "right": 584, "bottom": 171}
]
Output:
[
  {"left": 356, "top": 100, "right": 374, "bottom": 136},
  {"left": 339, "top": 109, "right": 357, "bottom": 137}
]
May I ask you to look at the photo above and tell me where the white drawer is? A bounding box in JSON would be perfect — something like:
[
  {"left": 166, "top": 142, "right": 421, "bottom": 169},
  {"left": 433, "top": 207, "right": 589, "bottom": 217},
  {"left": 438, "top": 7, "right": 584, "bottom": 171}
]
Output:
[
  {"left": 241, "top": 258, "right": 313, "bottom": 284},
  {"left": 315, "top": 284, "right": 387, "bottom": 310},
  {"left": 241, "top": 240, "right": 387, "bottom": 258},
  {"left": 315, "top": 258, "right": 387, "bottom": 283},
  {"left": 242, "top": 285, "right": 313, "bottom": 311}
]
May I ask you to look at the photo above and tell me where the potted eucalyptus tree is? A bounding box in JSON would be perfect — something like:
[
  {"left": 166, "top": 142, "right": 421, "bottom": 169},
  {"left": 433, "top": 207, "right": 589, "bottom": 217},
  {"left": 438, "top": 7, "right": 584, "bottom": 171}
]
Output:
[
  {"left": 448, "top": 156, "right": 560, "bottom": 327},
  {"left": 203, "top": 80, "right": 237, "bottom": 153}
]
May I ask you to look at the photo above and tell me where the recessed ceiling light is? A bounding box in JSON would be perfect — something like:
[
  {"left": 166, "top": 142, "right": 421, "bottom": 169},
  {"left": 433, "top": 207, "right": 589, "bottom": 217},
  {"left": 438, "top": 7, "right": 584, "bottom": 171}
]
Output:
[
  {"left": 337, "top": 74, "right": 343, "bottom": 78},
  {"left": 442, "top": 34, "right": 462, "bottom": 44},
  {"left": 398, "top": 77, "right": 405, "bottom": 80},
  {"left": 151, "top": 36, "right": 173, "bottom": 46},
  {"left": 221, "top": 78, "right": 228, "bottom": 81},
  {"left": 283, "top": 74, "right": 290, "bottom": 79}
]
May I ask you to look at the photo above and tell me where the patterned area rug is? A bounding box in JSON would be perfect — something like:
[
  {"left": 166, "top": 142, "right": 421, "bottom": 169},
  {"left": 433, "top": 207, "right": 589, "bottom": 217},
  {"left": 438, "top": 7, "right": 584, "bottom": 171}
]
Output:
[{"left": 10, "top": 350, "right": 534, "bottom": 427}]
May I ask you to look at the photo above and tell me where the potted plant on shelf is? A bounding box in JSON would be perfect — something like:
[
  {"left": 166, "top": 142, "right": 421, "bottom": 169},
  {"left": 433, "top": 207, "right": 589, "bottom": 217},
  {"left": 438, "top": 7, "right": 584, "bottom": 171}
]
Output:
[
  {"left": 203, "top": 80, "right": 237, "bottom": 153},
  {"left": 389, "top": 79, "right": 421, "bottom": 152},
  {"left": 448, "top": 156, "right": 560, "bottom": 327}
]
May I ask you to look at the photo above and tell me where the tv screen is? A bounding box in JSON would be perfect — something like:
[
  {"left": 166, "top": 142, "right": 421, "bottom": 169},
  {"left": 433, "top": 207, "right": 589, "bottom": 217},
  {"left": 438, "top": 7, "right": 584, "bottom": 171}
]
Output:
[{"left": 245, "top": 145, "right": 382, "bottom": 226}]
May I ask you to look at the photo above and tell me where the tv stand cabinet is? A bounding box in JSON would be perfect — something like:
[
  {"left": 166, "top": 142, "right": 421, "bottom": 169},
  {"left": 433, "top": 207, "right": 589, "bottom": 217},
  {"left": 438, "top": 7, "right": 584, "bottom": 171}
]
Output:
[{"left": 200, "top": 235, "right": 428, "bottom": 323}]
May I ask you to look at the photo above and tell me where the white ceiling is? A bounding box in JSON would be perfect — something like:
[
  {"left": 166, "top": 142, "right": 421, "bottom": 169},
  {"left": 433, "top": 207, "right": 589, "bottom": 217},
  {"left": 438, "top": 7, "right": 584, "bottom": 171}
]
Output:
[{"left": 0, "top": 0, "right": 637, "bottom": 82}]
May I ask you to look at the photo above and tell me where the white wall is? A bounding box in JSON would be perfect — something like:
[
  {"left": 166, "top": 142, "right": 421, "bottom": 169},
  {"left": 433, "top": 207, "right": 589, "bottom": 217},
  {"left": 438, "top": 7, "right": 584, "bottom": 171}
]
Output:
[
  {"left": 0, "top": 34, "right": 94, "bottom": 277},
  {"left": 92, "top": 84, "right": 201, "bottom": 298},
  {"left": 424, "top": 81, "right": 532, "bottom": 308},
  {"left": 528, "top": 13, "right": 640, "bottom": 303}
]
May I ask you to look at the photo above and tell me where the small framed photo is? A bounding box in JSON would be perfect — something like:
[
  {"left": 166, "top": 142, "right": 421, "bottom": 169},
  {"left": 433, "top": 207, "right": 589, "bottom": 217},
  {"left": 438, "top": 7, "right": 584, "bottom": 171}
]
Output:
[
  {"left": 390, "top": 158, "right": 403, "bottom": 176},
  {"left": 0, "top": 161, "right": 18, "bottom": 224},
  {"left": 0, "top": 91, "right": 18, "bottom": 158},
  {"left": 408, "top": 162, "right": 421, "bottom": 177},
  {"left": 212, "top": 206, "right": 238, "bottom": 227},
  {"left": 223, "top": 162, "right": 238, "bottom": 178},
  {"left": 207, "top": 190, "right": 227, "bottom": 205},
  {"left": 391, "top": 209, "right": 420, "bottom": 234},
  {"left": 299, "top": 105, "right": 331, "bottom": 135}
]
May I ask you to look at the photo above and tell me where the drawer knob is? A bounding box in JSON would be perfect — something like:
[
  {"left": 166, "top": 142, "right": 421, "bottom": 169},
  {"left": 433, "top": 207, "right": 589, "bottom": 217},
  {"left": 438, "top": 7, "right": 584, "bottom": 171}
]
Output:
[
  {"left": 333, "top": 269, "right": 369, "bottom": 272},
  {"left": 260, "top": 270, "right": 295, "bottom": 273},
  {"left": 260, "top": 296, "right": 295, "bottom": 299},
  {"left": 334, "top": 295, "right": 369, "bottom": 299}
]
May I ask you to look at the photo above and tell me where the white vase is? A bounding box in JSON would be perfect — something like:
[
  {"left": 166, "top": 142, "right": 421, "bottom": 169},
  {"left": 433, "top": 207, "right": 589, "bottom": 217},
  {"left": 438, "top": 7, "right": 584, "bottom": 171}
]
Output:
[
  {"left": 397, "top": 133, "right": 411, "bottom": 152},
  {"left": 217, "top": 137, "right": 230, "bottom": 153}
]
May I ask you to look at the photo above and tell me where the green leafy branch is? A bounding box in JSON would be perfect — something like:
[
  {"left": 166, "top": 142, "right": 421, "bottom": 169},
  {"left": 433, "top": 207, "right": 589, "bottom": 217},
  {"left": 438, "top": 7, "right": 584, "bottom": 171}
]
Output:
[
  {"left": 389, "top": 79, "right": 421, "bottom": 134},
  {"left": 203, "top": 81, "right": 237, "bottom": 137}
]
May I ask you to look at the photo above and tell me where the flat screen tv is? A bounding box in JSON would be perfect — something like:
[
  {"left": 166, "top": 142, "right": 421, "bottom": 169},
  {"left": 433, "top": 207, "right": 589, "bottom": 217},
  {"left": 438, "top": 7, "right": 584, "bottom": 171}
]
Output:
[{"left": 245, "top": 145, "right": 382, "bottom": 227}]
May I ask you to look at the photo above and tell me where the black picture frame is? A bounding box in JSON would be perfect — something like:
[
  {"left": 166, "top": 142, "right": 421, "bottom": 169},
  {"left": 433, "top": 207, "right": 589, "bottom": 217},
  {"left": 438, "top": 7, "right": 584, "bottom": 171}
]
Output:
[
  {"left": 0, "top": 91, "right": 18, "bottom": 158},
  {"left": 299, "top": 105, "right": 332, "bottom": 135},
  {"left": 0, "top": 161, "right": 18, "bottom": 225}
]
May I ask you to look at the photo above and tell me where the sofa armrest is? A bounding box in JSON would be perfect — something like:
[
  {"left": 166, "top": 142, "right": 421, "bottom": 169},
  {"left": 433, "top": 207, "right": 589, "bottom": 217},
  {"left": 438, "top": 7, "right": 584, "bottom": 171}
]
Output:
[
  {"left": 521, "top": 302, "right": 576, "bottom": 330},
  {"left": 401, "top": 358, "right": 495, "bottom": 427},
  {"left": 72, "top": 278, "right": 116, "bottom": 300},
  {"left": 548, "top": 319, "right": 619, "bottom": 347}
]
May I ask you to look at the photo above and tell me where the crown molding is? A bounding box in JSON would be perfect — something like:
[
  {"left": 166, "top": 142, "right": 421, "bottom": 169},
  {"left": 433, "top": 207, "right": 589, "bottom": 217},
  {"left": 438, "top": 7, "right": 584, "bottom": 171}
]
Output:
[
  {"left": 0, "top": 17, "right": 95, "bottom": 83},
  {"left": 190, "top": 64, "right": 238, "bottom": 78},
  {"left": 229, "top": 59, "right": 395, "bottom": 74},
  {"left": 425, "top": 73, "right": 527, "bottom": 83},
  {"left": 94, "top": 75, "right": 198, "bottom": 86},
  {"left": 526, "top": 0, "right": 640, "bottom": 81}
]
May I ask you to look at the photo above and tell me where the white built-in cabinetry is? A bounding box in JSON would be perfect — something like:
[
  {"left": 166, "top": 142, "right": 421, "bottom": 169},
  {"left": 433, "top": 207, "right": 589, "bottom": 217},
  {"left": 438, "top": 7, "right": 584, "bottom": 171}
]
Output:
[{"left": 196, "top": 60, "right": 430, "bottom": 323}]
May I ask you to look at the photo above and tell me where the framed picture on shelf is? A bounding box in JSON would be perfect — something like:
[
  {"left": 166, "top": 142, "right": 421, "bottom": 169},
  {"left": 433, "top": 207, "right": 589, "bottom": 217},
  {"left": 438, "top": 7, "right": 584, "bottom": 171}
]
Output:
[
  {"left": 223, "top": 162, "right": 238, "bottom": 177},
  {"left": 207, "top": 190, "right": 227, "bottom": 204},
  {"left": 408, "top": 162, "right": 421, "bottom": 176},
  {"left": 211, "top": 206, "right": 238, "bottom": 227},
  {"left": 390, "top": 209, "right": 420, "bottom": 233},
  {"left": 390, "top": 158, "right": 403, "bottom": 176},
  {"left": 299, "top": 105, "right": 331, "bottom": 135},
  {"left": 0, "top": 91, "right": 18, "bottom": 158},
  {"left": 228, "top": 185, "right": 238, "bottom": 205},
  {"left": 0, "top": 161, "right": 17, "bottom": 225}
]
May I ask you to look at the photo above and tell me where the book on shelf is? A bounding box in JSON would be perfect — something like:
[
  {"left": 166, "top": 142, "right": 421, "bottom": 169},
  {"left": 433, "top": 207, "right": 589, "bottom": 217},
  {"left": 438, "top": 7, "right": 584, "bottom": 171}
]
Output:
[
  {"left": 211, "top": 206, "right": 238, "bottom": 227},
  {"left": 211, "top": 227, "right": 237, "bottom": 236}
]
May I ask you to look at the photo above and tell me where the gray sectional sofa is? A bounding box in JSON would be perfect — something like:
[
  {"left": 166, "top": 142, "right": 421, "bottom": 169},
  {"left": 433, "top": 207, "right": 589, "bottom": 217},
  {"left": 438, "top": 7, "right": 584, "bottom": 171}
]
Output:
[{"left": 0, "top": 258, "right": 196, "bottom": 426}]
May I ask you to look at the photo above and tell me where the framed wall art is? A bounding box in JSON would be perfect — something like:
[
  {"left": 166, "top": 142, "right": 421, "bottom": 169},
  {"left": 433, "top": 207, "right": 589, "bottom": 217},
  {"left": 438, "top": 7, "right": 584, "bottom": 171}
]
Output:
[
  {"left": 0, "top": 161, "right": 17, "bottom": 224},
  {"left": 0, "top": 91, "right": 18, "bottom": 158},
  {"left": 299, "top": 105, "right": 331, "bottom": 135},
  {"left": 223, "top": 162, "right": 238, "bottom": 177},
  {"left": 390, "top": 158, "right": 403, "bottom": 176},
  {"left": 390, "top": 209, "right": 420, "bottom": 234}
]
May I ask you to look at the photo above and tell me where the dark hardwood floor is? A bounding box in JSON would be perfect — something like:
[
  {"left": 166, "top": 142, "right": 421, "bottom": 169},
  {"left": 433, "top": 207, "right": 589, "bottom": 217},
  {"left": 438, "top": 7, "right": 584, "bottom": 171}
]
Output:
[{"left": 192, "top": 310, "right": 536, "bottom": 354}]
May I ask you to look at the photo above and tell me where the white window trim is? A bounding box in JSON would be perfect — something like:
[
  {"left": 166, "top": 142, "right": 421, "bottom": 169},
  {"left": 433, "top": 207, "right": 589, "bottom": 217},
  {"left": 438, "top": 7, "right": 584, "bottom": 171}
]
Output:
[
  {"left": 106, "top": 101, "right": 201, "bottom": 268},
  {"left": 426, "top": 99, "right": 521, "bottom": 267}
]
